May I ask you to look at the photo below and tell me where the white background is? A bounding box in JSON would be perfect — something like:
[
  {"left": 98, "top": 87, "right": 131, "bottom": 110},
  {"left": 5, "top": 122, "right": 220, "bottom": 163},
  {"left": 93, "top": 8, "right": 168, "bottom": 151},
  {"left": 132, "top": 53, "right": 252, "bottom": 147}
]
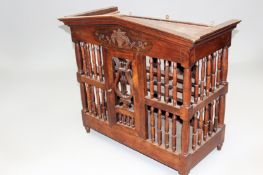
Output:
[{"left": 1, "top": 0, "right": 263, "bottom": 175}]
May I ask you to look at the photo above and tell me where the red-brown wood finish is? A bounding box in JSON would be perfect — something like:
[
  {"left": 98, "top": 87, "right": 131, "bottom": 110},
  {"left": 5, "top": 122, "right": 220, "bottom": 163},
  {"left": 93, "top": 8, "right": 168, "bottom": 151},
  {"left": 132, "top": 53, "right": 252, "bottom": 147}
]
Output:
[{"left": 59, "top": 7, "right": 240, "bottom": 175}]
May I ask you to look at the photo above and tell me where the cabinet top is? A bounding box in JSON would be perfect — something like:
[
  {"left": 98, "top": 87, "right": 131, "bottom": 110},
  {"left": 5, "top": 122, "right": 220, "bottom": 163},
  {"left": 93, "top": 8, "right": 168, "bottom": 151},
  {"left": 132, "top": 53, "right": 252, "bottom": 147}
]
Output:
[{"left": 59, "top": 6, "right": 240, "bottom": 44}]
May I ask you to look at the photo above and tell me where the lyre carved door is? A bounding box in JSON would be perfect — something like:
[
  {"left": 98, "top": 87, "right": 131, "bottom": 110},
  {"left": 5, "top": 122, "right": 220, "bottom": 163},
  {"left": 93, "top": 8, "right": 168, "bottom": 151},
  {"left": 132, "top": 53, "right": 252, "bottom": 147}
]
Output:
[
  {"left": 103, "top": 50, "right": 147, "bottom": 138},
  {"left": 97, "top": 27, "right": 149, "bottom": 138}
]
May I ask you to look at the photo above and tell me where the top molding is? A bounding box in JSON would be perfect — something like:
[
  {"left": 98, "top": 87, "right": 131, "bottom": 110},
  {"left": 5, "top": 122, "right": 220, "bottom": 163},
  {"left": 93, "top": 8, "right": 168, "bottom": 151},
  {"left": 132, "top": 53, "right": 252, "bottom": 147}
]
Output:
[{"left": 59, "top": 6, "right": 240, "bottom": 46}]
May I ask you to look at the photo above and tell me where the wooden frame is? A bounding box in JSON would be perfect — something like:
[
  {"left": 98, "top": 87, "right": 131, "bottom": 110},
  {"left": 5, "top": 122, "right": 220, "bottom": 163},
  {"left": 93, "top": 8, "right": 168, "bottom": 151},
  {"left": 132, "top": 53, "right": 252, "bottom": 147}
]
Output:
[{"left": 59, "top": 7, "right": 240, "bottom": 175}]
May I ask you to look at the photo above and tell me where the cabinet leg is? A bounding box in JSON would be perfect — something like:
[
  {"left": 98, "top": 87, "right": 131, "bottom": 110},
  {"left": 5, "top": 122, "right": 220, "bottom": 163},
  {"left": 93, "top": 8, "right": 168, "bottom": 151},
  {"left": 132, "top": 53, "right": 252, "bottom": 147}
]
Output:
[
  {"left": 85, "top": 127, "right": 91, "bottom": 133},
  {"left": 217, "top": 143, "right": 223, "bottom": 151},
  {"left": 179, "top": 170, "right": 189, "bottom": 175}
]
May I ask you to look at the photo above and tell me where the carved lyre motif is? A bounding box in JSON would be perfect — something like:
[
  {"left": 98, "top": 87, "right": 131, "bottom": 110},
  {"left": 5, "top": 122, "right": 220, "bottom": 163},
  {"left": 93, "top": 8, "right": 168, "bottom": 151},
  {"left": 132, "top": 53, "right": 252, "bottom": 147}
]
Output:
[
  {"left": 113, "top": 57, "right": 133, "bottom": 109},
  {"left": 95, "top": 28, "right": 152, "bottom": 52}
]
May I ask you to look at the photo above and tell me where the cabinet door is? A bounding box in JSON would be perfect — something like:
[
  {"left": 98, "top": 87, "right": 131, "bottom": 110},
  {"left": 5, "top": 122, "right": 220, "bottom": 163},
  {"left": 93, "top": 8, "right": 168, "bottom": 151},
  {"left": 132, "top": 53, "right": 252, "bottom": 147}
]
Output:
[{"left": 104, "top": 50, "right": 147, "bottom": 138}]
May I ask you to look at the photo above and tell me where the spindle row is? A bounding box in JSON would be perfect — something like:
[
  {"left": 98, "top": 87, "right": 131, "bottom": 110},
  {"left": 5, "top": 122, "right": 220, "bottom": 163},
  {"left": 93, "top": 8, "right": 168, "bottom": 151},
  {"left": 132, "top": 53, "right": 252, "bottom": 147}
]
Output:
[
  {"left": 117, "top": 113, "right": 135, "bottom": 128},
  {"left": 193, "top": 49, "right": 224, "bottom": 104},
  {"left": 191, "top": 98, "right": 220, "bottom": 151},
  {"left": 147, "top": 57, "right": 180, "bottom": 106},
  {"left": 148, "top": 106, "right": 178, "bottom": 152},
  {"left": 78, "top": 42, "right": 105, "bottom": 82},
  {"left": 74, "top": 42, "right": 107, "bottom": 121}
]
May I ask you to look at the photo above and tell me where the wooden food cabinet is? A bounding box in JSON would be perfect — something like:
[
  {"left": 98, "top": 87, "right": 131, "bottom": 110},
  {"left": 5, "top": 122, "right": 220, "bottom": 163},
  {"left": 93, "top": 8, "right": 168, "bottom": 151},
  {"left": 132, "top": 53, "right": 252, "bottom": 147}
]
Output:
[{"left": 59, "top": 7, "right": 240, "bottom": 175}]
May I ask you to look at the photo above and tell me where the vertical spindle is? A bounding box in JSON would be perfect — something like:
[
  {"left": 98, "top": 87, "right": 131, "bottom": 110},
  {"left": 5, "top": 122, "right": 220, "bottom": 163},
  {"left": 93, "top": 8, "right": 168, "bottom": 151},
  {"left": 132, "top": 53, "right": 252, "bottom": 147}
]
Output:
[
  {"left": 182, "top": 68, "right": 191, "bottom": 156},
  {"left": 192, "top": 113, "right": 198, "bottom": 150},
  {"left": 198, "top": 109, "right": 203, "bottom": 145},
  {"left": 74, "top": 42, "right": 83, "bottom": 74},
  {"left": 157, "top": 109, "right": 162, "bottom": 145},
  {"left": 194, "top": 62, "right": 199, "bottom": 103},
  {"left": 82, "top": 44, "right": 92, "bottom": 113},
  {"left": 85, "top": 44, "right": 92, "bottom": 77},
  {"left": 172, "top": 114, "right": 177, "bottom": 152},
  {"left": 150, "top": 107, "right": 155, "bottom": 142},
  {"left": 203, "top": 105, "right": 209, "bottom": 141},
  {"left": 211, "top": 52, "right": 217, "bottom": 92},
  {"left": 216, "top": 49, "right": 222, "bottom": 88},
  {"left": 219, "top": 46, "right": 228, "bottom": 125},
  {"left": 91, "top": 44, "right": 97, "bottom": 80},
  {"left": 200, "top": 58, "right": 205, "bottom": 100},
  {"left": 214, "top": 98, "right": 219, "bottom": 132},
  {"left": 80, "top": 43, "right": 87, "bottom": 75},
  {"left": 206, "top": 55, "right": 212, "bottom": 96},
  {"left": 208, "top": 103, "right": 214, "bottom": 136},
  {"left": 173, "top": 62, "right": 177, "bottom": 106},
  {"left": 149, "top": 58, "right": 154, "bottom": 98},
  {"left": 165, "top": 112, "right": 169, "bottom": 149},
  {"left": 95, "top": 87, "right": 101, "bottom": 119},
  {"left": 164, "top": 60, "right": 170, "bottom": 103},
  {"left": 96, "top": 46, "right": 103, "bottom": 81},
  {"left": 157, "top": 59, "right": 161, "bottom": 100},
  {"left": 101, "top": 89, "right": 106, "bottom": 120}
]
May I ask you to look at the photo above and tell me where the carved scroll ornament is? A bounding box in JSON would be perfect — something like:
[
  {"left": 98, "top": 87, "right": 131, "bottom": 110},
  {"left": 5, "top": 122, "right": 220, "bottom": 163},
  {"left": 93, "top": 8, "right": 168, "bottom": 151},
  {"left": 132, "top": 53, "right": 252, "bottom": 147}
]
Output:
[{"left": 95, "top": 28, "right": 152, "bottom": 52}]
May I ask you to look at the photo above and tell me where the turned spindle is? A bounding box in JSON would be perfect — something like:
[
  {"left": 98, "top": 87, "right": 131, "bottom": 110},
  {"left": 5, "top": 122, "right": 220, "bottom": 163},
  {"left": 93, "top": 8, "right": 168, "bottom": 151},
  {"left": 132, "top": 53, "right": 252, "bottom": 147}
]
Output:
[
  {"left": 149, "top": 58, "right": 154, "bottom": 98},
  {"left": 198, "top": 109, "right": 203, "bottom": 145},
  {"left": 218, "top": 46, "right": 228, "bottom": 125},
  {"left": 164, "top": 60, "right": 170, "bottom": 103},
  {"left": 206, "top": 55, "right": 212, "bottom": 96},
  {"left": 157, "top": 109, "right": 162, "bottom": 145},
  {"left": 216, "top": 49, "right": 222, "bottom": 88},
  {"left": 95, "top": 87, "right": 101, "bottom": 119},
  {"left": 200, "top": 58, "right": 205, "bottom": 100},
  {"left": 172, "top": 114, "right": 177, "bottom": 152},
  {"left": 181, "top": 68, "right": 191, "bottom": 156},
  {"left": 74, "top": 42, "right": 83, "bottom": 74},
  {"left": 150, "top": 107, "right": 155, "bottom": 142},
  {"left": 173, "top": 62, "right": 177, "bottom": 106},
  {"left": 211, "top": 52, "right": 217, "bottom": 92},
  {"left": 91, "top": 44, "right": 97, "bottom": 80},
  {"left": 203, "top": 105, "right": 209, "bottom": 141},
  {"left": 165, "top": 112, "right": 169, "bottom": 149},
  {"left": 214, "top": 98, "right": 219, "bottom": 132},
  {"left": 208, "top": 103, "right": 214, "bottom": 136},
  {"left": 194, "top": 62, "right": 199, "bottom": 103},
  {"left": 96, "top": 46, "right": 103, "bottom": 81},
  {"left": 192, "top": 113, "right": 198, "bottom": 150},
  {"left": 157, "top": 59, "right": 161, "bottom": 100}
]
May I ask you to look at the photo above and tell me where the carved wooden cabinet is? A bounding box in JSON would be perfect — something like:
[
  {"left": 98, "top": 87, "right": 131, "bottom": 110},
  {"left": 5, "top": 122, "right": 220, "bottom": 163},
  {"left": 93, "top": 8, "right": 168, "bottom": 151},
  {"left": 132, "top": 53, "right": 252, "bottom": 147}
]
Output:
[{"left": 59, "top": 7, "right": 240, "bottom": 175}]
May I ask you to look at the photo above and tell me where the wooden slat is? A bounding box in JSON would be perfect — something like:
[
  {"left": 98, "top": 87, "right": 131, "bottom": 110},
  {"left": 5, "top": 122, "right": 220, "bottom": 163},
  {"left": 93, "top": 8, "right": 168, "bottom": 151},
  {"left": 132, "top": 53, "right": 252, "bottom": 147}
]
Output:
[{"left": 77, "top": 73, "right": 106, "bottom": 89}]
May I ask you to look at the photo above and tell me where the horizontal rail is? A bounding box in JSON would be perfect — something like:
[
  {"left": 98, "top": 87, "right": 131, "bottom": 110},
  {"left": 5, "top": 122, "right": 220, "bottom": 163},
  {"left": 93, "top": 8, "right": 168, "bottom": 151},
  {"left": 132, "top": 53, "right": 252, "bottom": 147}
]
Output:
[{"left": 77, "top": 72, "right": 106, "bottom": 89}]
